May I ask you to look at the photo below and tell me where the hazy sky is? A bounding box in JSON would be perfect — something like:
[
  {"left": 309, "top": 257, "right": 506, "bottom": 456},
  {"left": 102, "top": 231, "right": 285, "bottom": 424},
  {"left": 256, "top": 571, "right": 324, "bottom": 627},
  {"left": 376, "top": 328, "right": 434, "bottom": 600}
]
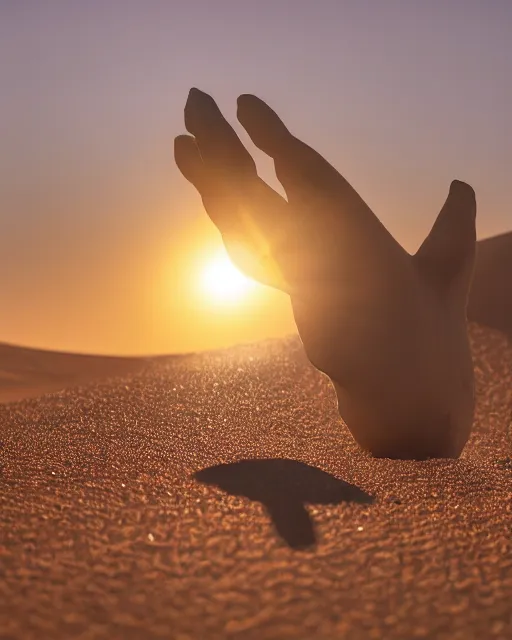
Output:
[{"left": 0, "top": 1, "right": 510, "bottom": 355}]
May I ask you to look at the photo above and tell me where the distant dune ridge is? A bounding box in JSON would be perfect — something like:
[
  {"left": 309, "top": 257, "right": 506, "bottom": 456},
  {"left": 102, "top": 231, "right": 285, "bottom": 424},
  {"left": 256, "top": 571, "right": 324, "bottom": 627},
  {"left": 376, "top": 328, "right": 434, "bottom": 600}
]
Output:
[
  {"left": 0, "top": 343, "right": 157, "bottom": 403},
  {"left": 468, "top": 231, "right": 512, "bottom": 336}
]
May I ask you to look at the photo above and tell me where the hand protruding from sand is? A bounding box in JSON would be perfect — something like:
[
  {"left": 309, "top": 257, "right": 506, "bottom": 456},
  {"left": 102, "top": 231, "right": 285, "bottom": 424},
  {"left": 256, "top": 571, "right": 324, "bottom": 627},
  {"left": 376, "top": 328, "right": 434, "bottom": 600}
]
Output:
[{"left": 175, "top": 88, "right": 477, "bottom": 459}]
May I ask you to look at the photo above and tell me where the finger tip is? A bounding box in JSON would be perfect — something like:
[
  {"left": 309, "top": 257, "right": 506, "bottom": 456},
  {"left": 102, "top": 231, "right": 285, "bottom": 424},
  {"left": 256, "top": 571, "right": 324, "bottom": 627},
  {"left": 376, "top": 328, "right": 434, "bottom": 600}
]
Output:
[
  {"left": 236, "top": 95, "right": 254, "bottom": 122},
  {"left": 173, "top": 134, "right": 194, "bottom": 156},
  {"left": 174, "top": 135, "right": 201, "bottom": 174},
  {"left": 449, "top": 180, "right": 476, "bottom": 219},
  {"left": 450, "top": 179, "right": 475, "bottom": 199},
  {"left": 174, "top": 133, "right": 192, "bottom": 144},
  {"left": 187, "top": 87, "right": 215, "bottom": 108},
  {"left": 188, "top": 87, "right": 205, "bottom": 98},
  {"left": 237, "top": 93, "right": 257, "bottom": 106},
  {"left": 185, "top": 88, "right": 220, "bottom": 134},
  {"left": 237, "top": 93, "right": 266, "bottom": 116},
  {"left": 185, "top": 88, "right": 198, "bottom": 114}
]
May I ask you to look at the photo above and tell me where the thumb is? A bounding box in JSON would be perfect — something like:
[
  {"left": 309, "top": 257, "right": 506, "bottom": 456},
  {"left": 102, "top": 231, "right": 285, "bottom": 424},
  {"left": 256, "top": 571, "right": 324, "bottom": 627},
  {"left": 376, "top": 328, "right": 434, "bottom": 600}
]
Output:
[{"left": 414, "top": 180, "right": 476, "bottom": 290}]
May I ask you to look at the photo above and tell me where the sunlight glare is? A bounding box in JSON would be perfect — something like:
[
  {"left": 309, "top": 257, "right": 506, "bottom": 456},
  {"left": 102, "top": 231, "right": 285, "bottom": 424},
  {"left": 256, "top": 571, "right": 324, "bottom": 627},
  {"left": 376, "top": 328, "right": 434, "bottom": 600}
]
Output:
[{"left": 201, "top": 250, "right": 256, "bottom": 304}]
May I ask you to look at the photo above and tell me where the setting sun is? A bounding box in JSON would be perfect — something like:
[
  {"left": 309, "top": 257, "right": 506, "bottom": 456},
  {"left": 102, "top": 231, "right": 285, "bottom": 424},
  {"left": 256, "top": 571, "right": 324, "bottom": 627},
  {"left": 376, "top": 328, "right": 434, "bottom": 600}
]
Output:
[{"left": 200, "top": 249, "right": 256, "bottom": 304}]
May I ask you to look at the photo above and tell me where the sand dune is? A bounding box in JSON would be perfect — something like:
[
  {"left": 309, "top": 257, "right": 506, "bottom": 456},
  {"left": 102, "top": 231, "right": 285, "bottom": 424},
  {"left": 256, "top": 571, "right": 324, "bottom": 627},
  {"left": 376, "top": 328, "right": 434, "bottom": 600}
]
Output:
[
  {"left": 0, "top": 343, "right": 158, "bottom": 403},
  {"left": 1, "top": 323, "right": 511, "bottom": 639},
  {"left": 469, "top": 232, "right": 512, "bottom": 335}
]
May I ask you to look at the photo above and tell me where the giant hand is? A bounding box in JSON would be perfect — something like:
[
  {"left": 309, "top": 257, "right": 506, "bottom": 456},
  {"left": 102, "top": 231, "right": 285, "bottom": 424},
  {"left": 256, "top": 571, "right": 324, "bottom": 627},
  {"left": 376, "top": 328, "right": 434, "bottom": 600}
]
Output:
[{"left": 175, "top": 89, "right": 476, "bottom": 459}]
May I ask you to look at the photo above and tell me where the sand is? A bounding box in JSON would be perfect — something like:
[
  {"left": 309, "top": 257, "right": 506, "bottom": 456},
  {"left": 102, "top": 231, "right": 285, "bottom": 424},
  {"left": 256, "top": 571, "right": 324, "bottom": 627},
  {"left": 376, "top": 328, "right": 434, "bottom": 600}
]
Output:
[{"left": 0, "top": 323, "right": 511, "bottom": 639}]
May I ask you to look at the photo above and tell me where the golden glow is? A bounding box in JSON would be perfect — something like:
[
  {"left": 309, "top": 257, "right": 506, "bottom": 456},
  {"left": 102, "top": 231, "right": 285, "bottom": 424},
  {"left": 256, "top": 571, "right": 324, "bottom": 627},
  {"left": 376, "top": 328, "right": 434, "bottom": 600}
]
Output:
[
  {"left": 6, "top": 210, "right": 297, "bottom": 356},
  {"left": 200, "top": 249, "right": 256, "bottom": 304}
]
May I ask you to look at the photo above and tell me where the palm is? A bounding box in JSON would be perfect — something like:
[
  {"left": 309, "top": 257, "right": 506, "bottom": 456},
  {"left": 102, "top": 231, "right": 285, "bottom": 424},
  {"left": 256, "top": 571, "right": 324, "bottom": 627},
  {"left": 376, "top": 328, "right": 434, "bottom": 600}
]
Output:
[{"left": 175, "top": 88, "right": 476, "bottom": 459}]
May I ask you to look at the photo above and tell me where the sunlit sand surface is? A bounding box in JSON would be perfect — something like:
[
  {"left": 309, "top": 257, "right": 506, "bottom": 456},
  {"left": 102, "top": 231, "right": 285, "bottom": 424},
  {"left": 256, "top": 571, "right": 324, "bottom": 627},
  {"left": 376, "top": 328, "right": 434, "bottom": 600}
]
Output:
[{"left": 1, "top": 323, "right": 511, "bottom": 639}]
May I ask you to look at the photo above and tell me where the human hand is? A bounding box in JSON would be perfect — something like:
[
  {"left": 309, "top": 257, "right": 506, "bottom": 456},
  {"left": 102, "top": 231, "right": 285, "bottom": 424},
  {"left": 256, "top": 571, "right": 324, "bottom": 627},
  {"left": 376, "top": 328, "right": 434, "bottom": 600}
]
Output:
[{"left": 175, "top": 89, "right": 476, "bottom": 459}]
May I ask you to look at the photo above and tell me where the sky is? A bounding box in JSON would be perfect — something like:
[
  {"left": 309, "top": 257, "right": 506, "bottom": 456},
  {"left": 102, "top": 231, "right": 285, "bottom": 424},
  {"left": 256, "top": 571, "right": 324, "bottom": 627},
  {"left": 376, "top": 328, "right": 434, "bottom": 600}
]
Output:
[{"left": 0, "top": 0, "right": 510, "bottom": 355}]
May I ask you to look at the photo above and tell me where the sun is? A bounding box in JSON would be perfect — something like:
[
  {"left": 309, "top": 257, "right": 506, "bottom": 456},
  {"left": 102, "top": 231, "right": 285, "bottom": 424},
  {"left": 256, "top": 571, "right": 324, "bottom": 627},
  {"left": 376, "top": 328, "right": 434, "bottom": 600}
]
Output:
[{"left": 200, "top": 249, "right": 256, "bottom": 304}]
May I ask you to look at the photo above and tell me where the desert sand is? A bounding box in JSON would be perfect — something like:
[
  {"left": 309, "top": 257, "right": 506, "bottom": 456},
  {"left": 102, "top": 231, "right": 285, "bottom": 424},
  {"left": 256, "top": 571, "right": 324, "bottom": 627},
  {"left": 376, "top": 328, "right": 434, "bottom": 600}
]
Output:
[{"left": 0, "top": 322, "right": 511, "bottom": 640}]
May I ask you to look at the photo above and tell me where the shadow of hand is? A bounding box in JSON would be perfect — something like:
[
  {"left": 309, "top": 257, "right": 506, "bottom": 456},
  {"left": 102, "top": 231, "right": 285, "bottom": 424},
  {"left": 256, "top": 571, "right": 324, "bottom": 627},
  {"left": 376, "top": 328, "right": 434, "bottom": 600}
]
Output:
[
  {"left": 176, "top": 89, "right": 476, "bottom": 460},
  {"left": 195, "top": 459, "right": 373, "bottom": 549}
]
